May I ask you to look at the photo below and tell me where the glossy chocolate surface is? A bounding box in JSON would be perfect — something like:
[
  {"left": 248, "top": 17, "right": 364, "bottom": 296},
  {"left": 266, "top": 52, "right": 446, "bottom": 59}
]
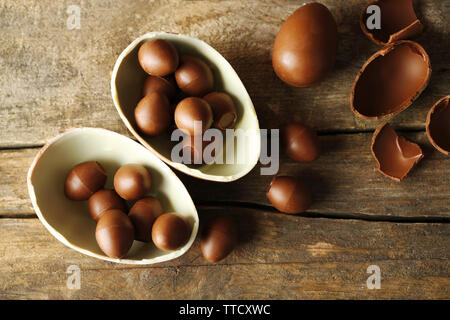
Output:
[
  {"left": 135, "top": 92, "right": 172, "bottom": 136},
  {"left": 138, "top": 39, "right": 179, "bottom": 76},
  {"left": 200, "top": 215, "right": 237, "bottom": 263},
  {"left": 267, "top": 176, "right": 312, "bottom": 214},
  {"left": 95, "top": 209, "right": 135, "bottom": 259},
  {"left": 361, "top": 0, "right": 423, "bottom": 45},
  {"left": 282, "top": 122, "right": 320, "bottom": 162},
  {"left": 88, "top": 189, "right": 127, "bottom": 221},
  {"left": 174, "top": 97, "right": 213, "bottom": 135},
  {"left": 426, "top": 96, "right": 450, "bottom": 156},
  {"left": 142, "top": 75, "right": 176, "bottom": 101},
  {"left": 351, "top": 41, "right": 431, "bottom": 119},
  {"left": 128, "top": 196, "right": 163, "bottom": 242},
  {"left": 113, "top": 164, "right": 152, "bottom": 200},
  {"left": 272, "top": 2, "right": 338, "bottom": 87},
  {"left": 64, "top": 161, "right": 107, "bottom": 201},
  {"left": 371, "top": 122, "right": 423, "bottom": 181},
  {"left": 175, "top": 55, "right": 214, "bottom": 96},
  {"left": 151, "top": 213, "right": 190, "bottom": 251},
  {"left": 203, "top": 92, "right": 237, "bottom": 130}
]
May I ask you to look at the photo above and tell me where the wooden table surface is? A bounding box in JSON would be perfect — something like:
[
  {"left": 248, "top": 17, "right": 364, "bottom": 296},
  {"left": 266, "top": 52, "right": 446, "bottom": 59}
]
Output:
[{"left": 0, "top": 0, "right": 449, "bottom": 299}]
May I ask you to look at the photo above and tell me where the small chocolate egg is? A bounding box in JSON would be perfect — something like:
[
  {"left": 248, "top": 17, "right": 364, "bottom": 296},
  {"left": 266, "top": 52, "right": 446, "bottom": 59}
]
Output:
[
  {"left": 267, "top": 176, "right": 312, "bottom": 214},
  {"left": 282, "top": 122, "right": 320, "bottom": 162},
  {"left": 128, "top": 196, "right": 163, "bottom": 242},
  {"left": 203, "top": 92, "right": 237, "bottom": 129},
  {"left": 175, "top": 55, "right": 214, "bottom": 96},
  {"left": 88, "top": 189, "right": 127, "bottom": 221},
  {"left": 272, "top": 2, "right": 338, "bottom": 87},
  {"left": 151, "top": 213, "right": 190, "bottom": 251},
  {"left": 200, "top": 215, "right": 237, "bottom": 263},
  {"left": 174, "top": 97, "right": 213, "bottom": 135},
  {"left": 113, "top": 164, "right": 152, "bottom": 201},
  {"left": 138, "top": 39, "right": 179, "bottom": 76},
  {"left": 95, "top": 209, "right": 135, "bottom": 259},
  {"left": 142, "top": 75, "right": 176, "bottom": 100},
  {"left": 64, "top": 161, "right": 107, "bottom": 201},
  {"left": 134, "top": 92, "right": 172, "bottom": 136}
]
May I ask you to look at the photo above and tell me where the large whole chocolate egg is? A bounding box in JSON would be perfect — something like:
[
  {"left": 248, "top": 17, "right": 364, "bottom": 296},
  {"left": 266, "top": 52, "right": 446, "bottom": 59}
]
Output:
[{"left": 272, "top": 3, "right": 338, "bottom": 87}]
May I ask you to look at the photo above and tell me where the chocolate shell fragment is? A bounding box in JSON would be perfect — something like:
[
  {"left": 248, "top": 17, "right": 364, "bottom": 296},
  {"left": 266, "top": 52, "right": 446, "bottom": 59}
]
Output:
[
  {"left": 351, "top": 41, "right": 431, "bottom": 120},
  {"left": 361, "top": 0, "right": 423, "bottom": 45},
  {"left": 371, "top": 122, "right": 423, "bottom": 181},
  {"left": 426, "top": 96, "right": 450, "bottom": 156}
]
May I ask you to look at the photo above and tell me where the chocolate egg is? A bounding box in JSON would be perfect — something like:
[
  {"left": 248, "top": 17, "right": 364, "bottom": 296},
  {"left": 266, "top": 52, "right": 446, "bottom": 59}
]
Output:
[
  {"left": 282, "top": 122, "right": 320, "bottom": 162},
  {"left": 272, "top": 2, "right": 338, "bottom": 87},
  {"left": 88, "top": 189, "right": 127, "bottom": 221},
  {"left": 203, "top": 92, "right": 237, "bottom": 129},
  {"left": 142, "top": 75, "right": 176, "bottom": 100},
  {"left": 426, "top": 96, "right": 450, "bottom": 156},
  {"left": 371, "top": 122, "right": 423, "bottom": 181},
  {"left": 267, "top": 176, "right": 312, "bottom": 214},
  {"left": 151, "top": 213, "right": 190, "bottom": 251},
  {"left": 351, "top": 41, "right": 431, "bottom": 120},
  {"left": 174, "top": 97, "right": 213, "bottom": 135},
  {"left": 175, "top": 55, "right": 214, "bottom": 96},
  {"left": 95, "top": 209, "right": 135, "bottom": 259},
  {"left": 128, "top": 196, "right": 163, "bottom": 242},
  {"left": 138, "top": 39, "right": 179, "bottom": 76},
  {"left": 360, "top": 0, "right": 423, "bottom": 45},
  {"left": 200, "top": 215, "right": 237, "bottom": 263},
  {"left": 134, "top": 92, "right": 172, "bottom": 136},
  {"left": 113, "top": 164, "right": 152, "bottom": 200},
  {"left": 64, "top": 161, "right": 107, "bottom": 201}
]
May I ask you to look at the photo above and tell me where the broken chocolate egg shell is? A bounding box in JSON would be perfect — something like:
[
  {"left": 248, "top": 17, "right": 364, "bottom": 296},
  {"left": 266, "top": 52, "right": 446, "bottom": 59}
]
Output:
[
  {"left": 426, "top": 95, "right": 450, "bottom": 156},
  {"left": 360, "top": 0, "right": 423, "bottom": 46},
  {"left": 371, "top": 122, "right": 424, "bottom": 181},
  {"left": 27, "top": 128, "right": 198, "bottom": 264},
  {"left": 111, "top": 32, "right": 260, "bottom": 182},
  {"left": 351, "top": 41, "right": 431, "bottom": 120}
]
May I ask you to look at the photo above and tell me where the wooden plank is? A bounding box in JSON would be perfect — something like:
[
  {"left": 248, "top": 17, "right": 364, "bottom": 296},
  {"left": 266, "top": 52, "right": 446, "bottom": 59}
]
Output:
[
  {"left": 180, "top": 131, "right": 450, "bottom": 219},
  {"left": 0, "top": 0, "right": 448, "bottom": 147},
  {"left": 2, "top": 131, "right": 449, "bottom": 219},
  {"left": 0, "top": 207, "right": 449, "bottom": 299}
]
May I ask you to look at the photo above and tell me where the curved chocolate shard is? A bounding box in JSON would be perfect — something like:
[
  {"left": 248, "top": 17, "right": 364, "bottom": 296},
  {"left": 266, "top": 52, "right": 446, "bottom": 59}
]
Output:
[
  {"left": 371, "top": 122, "right": 423, "bottom": 181},
  {"left": 426, "top": 96, "right": 450, "bottom": 156},
  {"left": 351, "top": 41, "right": 431, "bottom": 120},
  {"left": 361, "top": 0, "right": 424, "bottom": 45}
]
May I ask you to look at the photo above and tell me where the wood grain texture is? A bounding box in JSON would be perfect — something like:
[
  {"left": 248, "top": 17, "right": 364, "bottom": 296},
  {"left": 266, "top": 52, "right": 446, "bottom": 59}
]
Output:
[
  {"left": 0, "top": 0, "right": 449, "bottom": 300},
  {"left": 2, "top": 131, "right": 449, "bottom": 219},
  {"left": 1, "top": 207, "right": 449, "bottom": 299},
  {"left": 0, "top": 0, "right": 448, "bottom": 147},
  {"left": 180, "top": 131, "right": 450, "bottom": 219}
]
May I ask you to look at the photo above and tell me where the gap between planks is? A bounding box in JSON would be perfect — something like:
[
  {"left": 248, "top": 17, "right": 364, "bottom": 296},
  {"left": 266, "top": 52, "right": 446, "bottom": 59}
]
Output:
[
  {"left": 0, "top": 127, "right": 428, "bottom": 150},
  {"left": 3, "top": 204, "right": 450, "bottom": 224}
]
